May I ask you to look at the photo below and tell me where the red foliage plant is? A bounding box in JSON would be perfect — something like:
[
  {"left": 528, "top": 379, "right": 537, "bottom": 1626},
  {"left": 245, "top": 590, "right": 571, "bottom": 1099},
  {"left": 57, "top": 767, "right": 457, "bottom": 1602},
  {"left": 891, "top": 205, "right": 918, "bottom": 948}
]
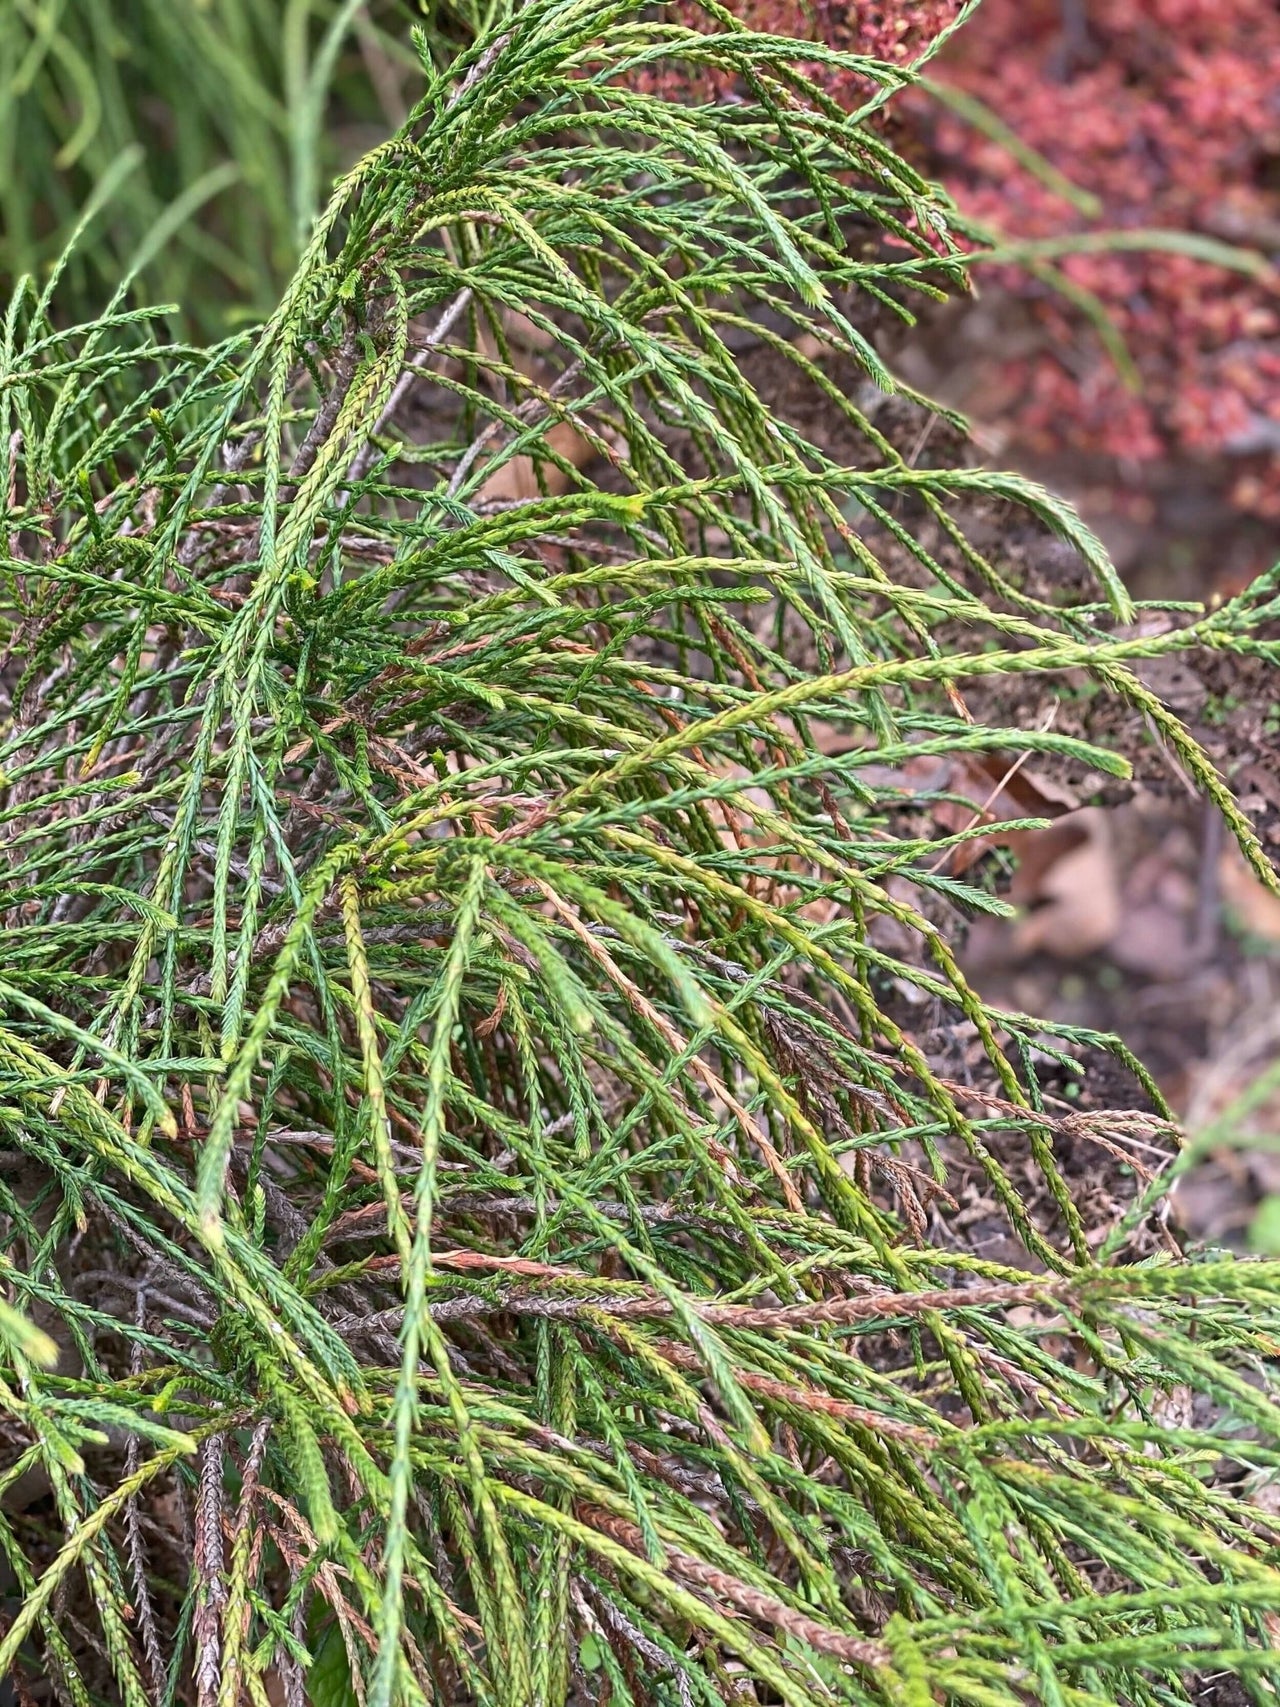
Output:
[
  {"left": 646, "top": 3, "right": 963, "bottom": 103},
  {"left": 739, "top": 1, "right": 963, "bottom": 70},
  {"left": 659, "top": 2, "right": 1280, "bottom": 521},
  {"left": 928, "top": 0, "right": 1280, "bottom": 516}
]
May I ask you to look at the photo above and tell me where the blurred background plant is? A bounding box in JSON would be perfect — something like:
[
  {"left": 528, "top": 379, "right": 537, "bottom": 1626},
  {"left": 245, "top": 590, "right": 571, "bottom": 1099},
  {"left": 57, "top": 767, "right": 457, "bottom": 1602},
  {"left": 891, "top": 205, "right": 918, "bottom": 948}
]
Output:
[
  {"left": 0, "top": 0, "right": 432, "bottom": 333},
  {"left": 928, "top": 0, "right": 1280, "bottom": 521}
]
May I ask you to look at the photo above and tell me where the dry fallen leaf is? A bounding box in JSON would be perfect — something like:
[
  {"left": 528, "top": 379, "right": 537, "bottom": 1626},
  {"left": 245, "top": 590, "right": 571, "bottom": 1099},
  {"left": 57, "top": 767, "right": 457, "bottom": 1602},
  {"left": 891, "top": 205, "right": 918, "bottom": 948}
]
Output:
[
  {"left": 1220, "top": 842, "right": 1280, "bottom": 943},
  {"left": 1008, "top": 808, "right": 1122, "bottom": 960},
  {"left": 474, "top": 308, "right": 600, "bottom": 502},
  {"left": 477, "top": 418, "right": 597, "bottom": 502},
  {"left": 853, "top": 747, "right": 1079, "bottom": 876}
]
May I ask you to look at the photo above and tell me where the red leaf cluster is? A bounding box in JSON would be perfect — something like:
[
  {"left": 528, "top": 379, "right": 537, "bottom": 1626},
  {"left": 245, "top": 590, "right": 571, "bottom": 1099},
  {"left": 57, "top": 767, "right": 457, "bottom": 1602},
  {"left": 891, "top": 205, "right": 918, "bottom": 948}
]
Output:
[
  {"left": 643, "top": 2, "right": 964, "bottom": 103},
  {"left": 656, "top": 2, "right": 1280, "bottom": 520},
  {"left": 926, "top": 0, "right": 1280, "bottom": 515}
]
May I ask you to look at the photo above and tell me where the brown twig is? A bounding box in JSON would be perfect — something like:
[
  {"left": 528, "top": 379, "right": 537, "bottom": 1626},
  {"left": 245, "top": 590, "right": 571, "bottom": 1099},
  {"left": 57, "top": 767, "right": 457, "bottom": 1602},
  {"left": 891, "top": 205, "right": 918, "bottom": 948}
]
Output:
[{"left": 580, "top": 1505, "right": 888, "bottom": 1668}]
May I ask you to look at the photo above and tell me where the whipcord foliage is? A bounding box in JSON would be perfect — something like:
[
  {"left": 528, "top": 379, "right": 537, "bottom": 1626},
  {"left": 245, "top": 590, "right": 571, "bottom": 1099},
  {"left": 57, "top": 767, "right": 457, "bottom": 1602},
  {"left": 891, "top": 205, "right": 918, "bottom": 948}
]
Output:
[{"left": 4, "top": 5, "right": 1280, "bottom": 1704}]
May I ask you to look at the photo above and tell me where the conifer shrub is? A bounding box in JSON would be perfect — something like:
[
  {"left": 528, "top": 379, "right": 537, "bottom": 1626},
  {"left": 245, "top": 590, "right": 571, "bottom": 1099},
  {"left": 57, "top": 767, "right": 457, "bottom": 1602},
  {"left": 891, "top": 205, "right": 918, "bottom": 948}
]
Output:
[{"left": 4, "top": 6, "right": 1280, "bottom": 1705}]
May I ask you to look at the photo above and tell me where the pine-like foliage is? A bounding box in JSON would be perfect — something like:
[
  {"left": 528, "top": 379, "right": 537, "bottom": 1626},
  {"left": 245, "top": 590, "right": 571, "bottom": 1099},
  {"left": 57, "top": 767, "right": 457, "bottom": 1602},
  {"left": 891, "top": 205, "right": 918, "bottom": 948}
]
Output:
[{"left": 4, "top": 6, "right": 1280, "bottom": 1704}]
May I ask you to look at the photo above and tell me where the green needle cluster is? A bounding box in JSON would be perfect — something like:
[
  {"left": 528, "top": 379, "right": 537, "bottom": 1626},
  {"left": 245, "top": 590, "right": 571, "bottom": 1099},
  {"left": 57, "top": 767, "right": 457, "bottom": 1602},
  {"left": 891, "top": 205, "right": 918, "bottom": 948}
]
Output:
[{"left": 2, "top": 5, "right": 1280, "bottom": 1703}]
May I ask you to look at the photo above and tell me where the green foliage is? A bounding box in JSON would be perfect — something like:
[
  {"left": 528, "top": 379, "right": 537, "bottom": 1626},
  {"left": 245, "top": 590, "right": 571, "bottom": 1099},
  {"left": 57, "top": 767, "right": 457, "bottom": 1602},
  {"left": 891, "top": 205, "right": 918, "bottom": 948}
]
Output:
[
  {"left": 0, "top": 0, "right": 427, "bottom": 334},
  {"left": 4, "top": 4, "right": 1280, "bottom": 1704}
]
